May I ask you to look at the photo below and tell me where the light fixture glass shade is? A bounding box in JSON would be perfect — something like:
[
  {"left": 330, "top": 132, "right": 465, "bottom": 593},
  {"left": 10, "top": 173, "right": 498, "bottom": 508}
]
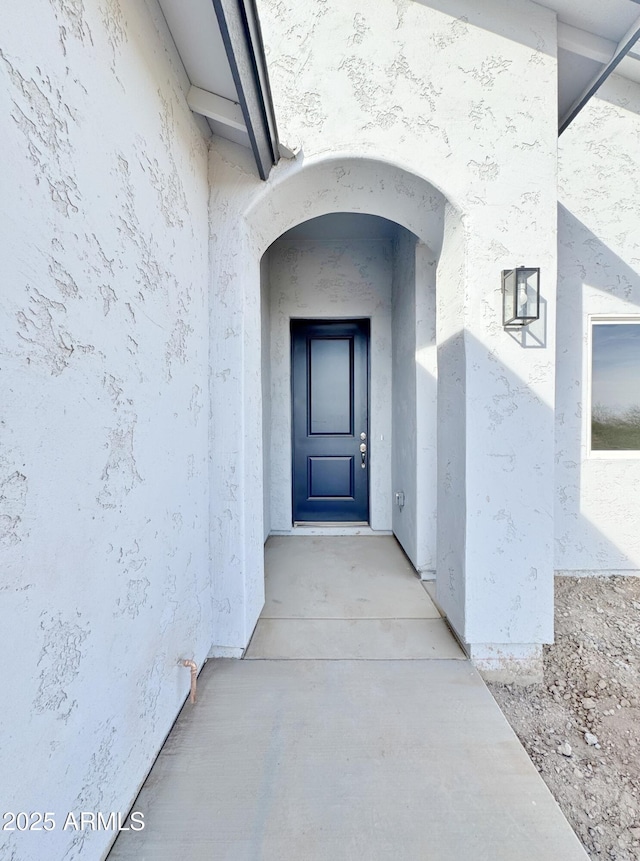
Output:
[{"left": 502, "top": 267, "right": 540, "bottom": 327}]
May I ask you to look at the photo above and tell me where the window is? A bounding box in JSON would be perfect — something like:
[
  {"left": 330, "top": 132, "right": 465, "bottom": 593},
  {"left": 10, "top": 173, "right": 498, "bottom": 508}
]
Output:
[{"left": 590, "top": 318, "right": 640, "bottom": 453}]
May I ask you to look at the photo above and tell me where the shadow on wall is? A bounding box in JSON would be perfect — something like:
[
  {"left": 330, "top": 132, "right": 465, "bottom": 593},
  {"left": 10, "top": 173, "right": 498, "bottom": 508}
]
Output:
[
  {"left": 436, "top": 325, "right": 559, "bottom": 647},
  {"left": 594, "top": 82, "right": 640, "bottom": 117},
  {"left": 411, "top": 0, "right": 556, "bottom": 56},
  {"left": 556, "top": 204, "right": 640, "bottom": 572},
  {"left": 505, "top": 296, "right": 549, "bottom": 350}
]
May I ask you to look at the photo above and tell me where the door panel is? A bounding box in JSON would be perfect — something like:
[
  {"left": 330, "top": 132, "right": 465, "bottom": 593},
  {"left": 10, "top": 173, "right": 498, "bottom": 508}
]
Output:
[
  {"left": 292, "top": 320, "right": 369, "bottom": 522},
  {"left": 309, "top": 338, "right": 352, "bottom": 434},
  {"left": 308, "top": 456, "right": 353, "bottom": 498}
]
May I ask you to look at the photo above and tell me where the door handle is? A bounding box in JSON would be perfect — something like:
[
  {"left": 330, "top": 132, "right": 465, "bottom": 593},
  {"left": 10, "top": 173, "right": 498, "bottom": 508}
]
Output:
[{"left": 360, "top": 442, "right": 367, "bottom": 468}]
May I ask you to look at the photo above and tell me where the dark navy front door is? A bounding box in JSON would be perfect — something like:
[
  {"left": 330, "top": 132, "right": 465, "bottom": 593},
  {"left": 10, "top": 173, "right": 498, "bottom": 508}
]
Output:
[{"left": 291, "top": 319, "right": 369, "bottom": 523}]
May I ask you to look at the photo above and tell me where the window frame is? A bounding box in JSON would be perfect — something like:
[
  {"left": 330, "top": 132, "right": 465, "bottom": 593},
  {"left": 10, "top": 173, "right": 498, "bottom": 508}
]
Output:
[{"left": 588, "top": 314, "right": 640, "bottom": 459}]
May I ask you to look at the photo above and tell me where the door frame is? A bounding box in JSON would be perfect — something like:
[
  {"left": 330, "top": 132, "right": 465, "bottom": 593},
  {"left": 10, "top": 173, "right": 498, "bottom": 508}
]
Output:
[{"left": 290, "top": 317, "right": 371, "bottom": 525}]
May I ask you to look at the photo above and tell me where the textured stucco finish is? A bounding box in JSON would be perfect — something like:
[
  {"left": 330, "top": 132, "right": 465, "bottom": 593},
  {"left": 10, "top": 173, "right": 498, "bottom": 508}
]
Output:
[
  {"left": 392, "top": 232, "right": 438, "bottom": 575},
  {"left": 556, "top": 74, "right": 640, "bottom": 573},
  {"left": 210, "top": 0, "right": 558, "bottom": 659},
  {"left": 391, "top": 230, "right": 419, "bottom": 562},
  {"left": 0, "top": 2, "right": 210, "bottom": 859},
  {"left": 261, "top": 253, "right": 272, "bottom": 544}
]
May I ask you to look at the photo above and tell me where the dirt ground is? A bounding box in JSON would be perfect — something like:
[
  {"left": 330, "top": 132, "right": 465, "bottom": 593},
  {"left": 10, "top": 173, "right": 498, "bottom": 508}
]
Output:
[{"left": 488, "top": 576, "right": 640, "bottom": 860}]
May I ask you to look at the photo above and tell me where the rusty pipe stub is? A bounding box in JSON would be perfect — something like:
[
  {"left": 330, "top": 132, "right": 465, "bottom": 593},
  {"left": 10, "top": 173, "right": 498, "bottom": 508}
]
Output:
[{"left": 181, "top": 659, "right": 197, "bottom": 703}]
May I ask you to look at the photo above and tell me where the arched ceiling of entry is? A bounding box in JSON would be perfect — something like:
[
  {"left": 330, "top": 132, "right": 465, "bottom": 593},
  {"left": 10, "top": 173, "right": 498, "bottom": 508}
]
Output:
[{"left": 281, "top": 213, "right": 402, "bottom": 242}]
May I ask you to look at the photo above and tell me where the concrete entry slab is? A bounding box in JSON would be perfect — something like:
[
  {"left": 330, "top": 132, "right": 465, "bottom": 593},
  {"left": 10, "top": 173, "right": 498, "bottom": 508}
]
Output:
[
  {"left": 246, "top": 617, "right": 465, "bottom": 659},
  {"left": 109, "top": 658, "right": 588, "bottom": 861},
  {"left": 253, "top": 535, "right": 457, "bottom": 659},
  {"left": 263, "top": 535, "right": 439, "bottom": 619}
]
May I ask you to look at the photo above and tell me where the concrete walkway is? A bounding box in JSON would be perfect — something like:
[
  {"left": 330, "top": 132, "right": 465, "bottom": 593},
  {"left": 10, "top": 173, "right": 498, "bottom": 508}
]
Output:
[{"left": 109, "top": 536, "right": 588, "bottom": 861}]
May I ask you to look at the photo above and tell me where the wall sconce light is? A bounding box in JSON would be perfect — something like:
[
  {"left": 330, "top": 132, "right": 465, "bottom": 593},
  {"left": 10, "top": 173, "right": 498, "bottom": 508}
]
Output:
[{"left": 502, "top": 267, "right": 540, "bottom": 328}]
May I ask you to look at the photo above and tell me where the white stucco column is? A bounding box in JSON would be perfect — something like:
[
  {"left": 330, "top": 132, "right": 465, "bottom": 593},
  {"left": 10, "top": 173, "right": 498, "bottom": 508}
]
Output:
[
  {"left": 439, "top": 224, "right": 557, "bottom": 683},
  {"left": 209, "top": 213, "right": 265, "bottom": 655}
]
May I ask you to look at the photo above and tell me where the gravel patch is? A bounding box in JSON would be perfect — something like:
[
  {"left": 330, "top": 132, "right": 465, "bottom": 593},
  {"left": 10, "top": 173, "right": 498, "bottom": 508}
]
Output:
[{"left": 488, "top": 576, "right": 640, "bottom": 860}]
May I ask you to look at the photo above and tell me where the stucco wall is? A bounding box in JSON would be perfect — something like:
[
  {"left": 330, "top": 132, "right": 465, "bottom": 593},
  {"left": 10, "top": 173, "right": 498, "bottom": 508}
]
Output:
[
  {"left": 436, "top": 202, "right": 468, "bottom": 638},
  {"left": 267, "top": 238, "right": 393, "bottom": 532},
  {"left": 261, "top": 252, "right": 272, "bottom": 543},
  {"left": 391, "top": 232, "right": 438, "bottom": 575},
  {"left": 392, "top": 230, "right": 419, "bottom": 560},
  {"left": 556, "top": 74, "right": 640, "bottom": 573},
  {"left": 415, "top": 241, "right": 438, "bottom": 575},
  {"left": 0, "top": 2, "right": 210, "bottom": 858}
]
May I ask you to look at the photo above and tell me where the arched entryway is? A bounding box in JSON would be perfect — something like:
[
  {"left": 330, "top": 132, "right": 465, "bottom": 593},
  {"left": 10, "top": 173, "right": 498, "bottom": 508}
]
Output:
[
  {"left": 209, "top": 153, "right": 468, "bottom": 651},
  {"left": 209, "top": 149, "right": 554, "bottom": 682}
]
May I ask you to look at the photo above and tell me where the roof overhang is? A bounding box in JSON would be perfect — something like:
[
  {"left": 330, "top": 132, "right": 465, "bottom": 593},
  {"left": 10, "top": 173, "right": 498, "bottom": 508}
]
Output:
[
  {"left": 558, "top": 14, "right": 640, "bottom": 134},
  {"left": 536, "top": 0, "right": 640, "bottom": 134},
  {"left": 157, "top": 0, "right": 279, "bottom": 180}
]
